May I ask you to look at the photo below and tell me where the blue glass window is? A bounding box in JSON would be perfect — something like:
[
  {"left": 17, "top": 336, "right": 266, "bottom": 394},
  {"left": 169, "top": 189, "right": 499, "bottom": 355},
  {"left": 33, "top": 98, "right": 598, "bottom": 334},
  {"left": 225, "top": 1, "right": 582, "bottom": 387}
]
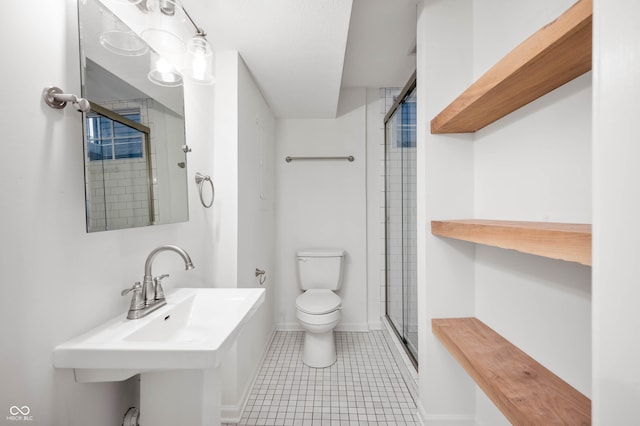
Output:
[
  {"left": 396, "top": 94, "right": 416, "bottom": 148},
  {"left": 86, "top": 109, "right": 144, "bottom": 161}
]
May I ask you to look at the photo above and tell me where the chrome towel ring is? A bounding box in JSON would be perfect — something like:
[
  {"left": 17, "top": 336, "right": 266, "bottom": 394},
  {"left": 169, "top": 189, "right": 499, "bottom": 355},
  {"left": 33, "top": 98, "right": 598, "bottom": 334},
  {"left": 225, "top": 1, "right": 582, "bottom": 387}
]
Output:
[{"left": 195, "top": 172, "right": 214, "bottom": 208}]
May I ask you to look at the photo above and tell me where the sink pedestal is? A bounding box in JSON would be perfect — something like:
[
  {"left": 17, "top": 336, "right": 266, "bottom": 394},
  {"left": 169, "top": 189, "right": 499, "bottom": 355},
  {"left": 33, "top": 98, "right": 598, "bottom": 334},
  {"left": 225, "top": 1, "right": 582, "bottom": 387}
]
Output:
[{"left": 140, "top": 368, "right": 221, "bottom": 426}]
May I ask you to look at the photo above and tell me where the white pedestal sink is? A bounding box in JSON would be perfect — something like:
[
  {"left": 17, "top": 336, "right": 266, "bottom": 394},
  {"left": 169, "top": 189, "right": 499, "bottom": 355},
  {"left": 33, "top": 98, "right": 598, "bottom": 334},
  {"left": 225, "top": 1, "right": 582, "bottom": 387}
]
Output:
[{"left": 54, "top": 288, "right": 265, "bottom": 426}]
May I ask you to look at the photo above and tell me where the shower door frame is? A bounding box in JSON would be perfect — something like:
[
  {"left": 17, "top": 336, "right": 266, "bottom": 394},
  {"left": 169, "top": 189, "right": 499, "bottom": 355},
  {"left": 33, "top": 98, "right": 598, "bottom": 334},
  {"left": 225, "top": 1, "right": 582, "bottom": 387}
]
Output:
[{"left": 384, "top": 72, "right": 418, "bottom": 369}]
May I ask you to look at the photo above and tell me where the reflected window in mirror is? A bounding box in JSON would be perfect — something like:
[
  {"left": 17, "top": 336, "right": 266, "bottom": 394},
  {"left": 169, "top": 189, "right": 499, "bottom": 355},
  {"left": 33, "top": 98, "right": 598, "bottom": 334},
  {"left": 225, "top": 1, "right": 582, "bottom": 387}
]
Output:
[{"left": 86, "top": 108, "right": 145, "bottom": 160}]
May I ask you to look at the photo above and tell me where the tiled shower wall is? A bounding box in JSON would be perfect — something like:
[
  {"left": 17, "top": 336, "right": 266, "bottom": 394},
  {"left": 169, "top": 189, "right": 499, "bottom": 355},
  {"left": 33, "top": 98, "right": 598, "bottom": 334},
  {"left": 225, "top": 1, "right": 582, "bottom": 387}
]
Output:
[
  {"left": 86, "top": 99, "right": 158, "bottom": 231},
  {"left": 379, "top": 88, "right": 418, "bottom": 352}
]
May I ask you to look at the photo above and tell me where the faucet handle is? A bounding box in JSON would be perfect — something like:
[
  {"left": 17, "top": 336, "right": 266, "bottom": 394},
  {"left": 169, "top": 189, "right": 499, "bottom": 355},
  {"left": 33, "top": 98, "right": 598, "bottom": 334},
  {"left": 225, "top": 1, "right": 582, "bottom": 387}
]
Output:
[
  {"left": 153, "top": 274, "right": 170, "bottom": 301},
  {"left": 121, "top": 281, "right": 142, "bottom": 296},
  {"left": 122, "top": 282, "right": 145, "bottom": 315}
]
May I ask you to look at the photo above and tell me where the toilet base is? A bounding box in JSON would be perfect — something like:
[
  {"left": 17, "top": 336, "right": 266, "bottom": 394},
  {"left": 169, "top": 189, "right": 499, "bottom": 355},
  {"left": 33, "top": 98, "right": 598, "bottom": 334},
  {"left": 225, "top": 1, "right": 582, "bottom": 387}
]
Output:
[{"left": 302, "top": 330, "right": 336, "bottom": 368}]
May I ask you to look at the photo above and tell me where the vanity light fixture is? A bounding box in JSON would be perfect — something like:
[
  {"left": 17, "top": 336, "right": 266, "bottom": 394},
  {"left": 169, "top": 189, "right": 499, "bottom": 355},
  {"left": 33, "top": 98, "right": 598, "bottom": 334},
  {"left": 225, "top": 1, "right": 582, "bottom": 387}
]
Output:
[
  {"left": 183, "top": 32, "right": 215, "bottom": 85},
  {"left": 100, "top": 0, "right": 215, "bottom": 87},
  {"left": 181, "top": 7, "right": 215, "bottom": 85},
  {"left": 141, "top": 0, "right": 186, "bottom": 86},
  {"left": 141, "top": 0, "right": 186, "bottom": 55},
  {"left": 145, "top": 0, "right": 215, "bottom": 85}
]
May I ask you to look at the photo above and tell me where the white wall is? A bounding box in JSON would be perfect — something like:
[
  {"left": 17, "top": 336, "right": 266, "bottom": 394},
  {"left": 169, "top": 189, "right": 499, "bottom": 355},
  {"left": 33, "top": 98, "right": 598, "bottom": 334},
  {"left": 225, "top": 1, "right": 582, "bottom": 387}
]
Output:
[
  {"left": 213, "top": 51, "right": 276, "bottom": 422},
  {"left": 417, "top": 0, "right": 476, "bottom": 422},
  {"left": 235, "top": 51, "right": 277, "bottom": 420},
  {"left": 473, "top": 1, "right": 592, "bottom": 424},
  {"left": 592, "top": 0, "right": 640, "bottom": 423},
  {"left": 0, "top": 1, "right": 215, "bottom": 425},
  {"left": 275, "top": 88, "right": 370, "bottom": 331},
  {"left": 366, "top": 88, "right": 385, "bottom": 329},
  {"left": 416, "top": 0, "right": 592, "bottom": 424}
]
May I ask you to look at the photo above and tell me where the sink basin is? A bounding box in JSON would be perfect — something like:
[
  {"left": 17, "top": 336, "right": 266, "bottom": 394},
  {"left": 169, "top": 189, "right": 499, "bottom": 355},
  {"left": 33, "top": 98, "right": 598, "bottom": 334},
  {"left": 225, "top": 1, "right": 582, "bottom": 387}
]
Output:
[
  {"left": 54, "top": 287, "right": 265, "bottom": 382},
  {"left": 55, "top": 287, "right": 265, "bottom": 425}
]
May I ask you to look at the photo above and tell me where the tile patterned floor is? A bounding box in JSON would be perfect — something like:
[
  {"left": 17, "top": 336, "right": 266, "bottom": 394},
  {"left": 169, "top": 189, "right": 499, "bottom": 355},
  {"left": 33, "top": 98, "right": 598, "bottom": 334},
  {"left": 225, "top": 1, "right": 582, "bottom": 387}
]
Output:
[{"left": 236, "top": 331, "right": 419, "bottom": 425}]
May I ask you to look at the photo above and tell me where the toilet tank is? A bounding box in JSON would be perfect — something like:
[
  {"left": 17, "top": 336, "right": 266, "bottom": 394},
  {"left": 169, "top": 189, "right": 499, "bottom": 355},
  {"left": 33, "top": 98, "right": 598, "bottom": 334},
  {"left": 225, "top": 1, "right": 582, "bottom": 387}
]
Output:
[{"left": 296, "top": 249, "right": 345, "bottom": 291}]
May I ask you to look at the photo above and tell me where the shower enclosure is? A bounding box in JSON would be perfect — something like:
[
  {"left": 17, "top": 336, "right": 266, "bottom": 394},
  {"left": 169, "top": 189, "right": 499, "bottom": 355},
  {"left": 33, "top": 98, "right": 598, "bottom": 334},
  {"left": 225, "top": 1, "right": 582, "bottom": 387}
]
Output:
[{"left": 384, "top": 74, "right": 418, "bottom": 366}]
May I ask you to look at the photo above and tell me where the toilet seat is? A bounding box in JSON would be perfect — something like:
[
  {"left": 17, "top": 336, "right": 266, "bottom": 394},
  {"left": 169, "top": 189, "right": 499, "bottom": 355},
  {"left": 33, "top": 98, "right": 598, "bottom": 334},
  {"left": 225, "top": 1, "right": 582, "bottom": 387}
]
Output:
[{"left": 296, "top": 289, "right": 341, "bottom": 315}]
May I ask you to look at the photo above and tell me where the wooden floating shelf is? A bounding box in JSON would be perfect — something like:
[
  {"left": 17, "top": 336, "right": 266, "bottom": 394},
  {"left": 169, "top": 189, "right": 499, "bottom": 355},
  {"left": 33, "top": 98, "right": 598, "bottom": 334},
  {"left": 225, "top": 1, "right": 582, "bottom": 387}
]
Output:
[
  {"left": 431, "top": 219, "right": 592, "bottom": 266},
  {"left": 432, "top": 317, "right": 591, "bottom": 425},
  {"left": 431, "top": 0, "right": 592, "bottom": 134}
]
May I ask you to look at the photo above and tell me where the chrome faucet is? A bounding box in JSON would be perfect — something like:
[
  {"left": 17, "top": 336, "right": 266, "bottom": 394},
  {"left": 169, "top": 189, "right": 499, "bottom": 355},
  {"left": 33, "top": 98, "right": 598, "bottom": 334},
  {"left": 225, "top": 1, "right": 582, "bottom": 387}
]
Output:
[{"left": 122, "top": 245, "right": 195, "bottom": 319}]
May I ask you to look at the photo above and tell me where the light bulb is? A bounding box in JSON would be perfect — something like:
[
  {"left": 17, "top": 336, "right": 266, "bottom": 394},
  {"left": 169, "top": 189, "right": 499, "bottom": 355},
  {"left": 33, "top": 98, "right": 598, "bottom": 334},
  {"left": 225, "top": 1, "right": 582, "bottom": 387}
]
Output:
[
  {"left": 148, "top": 52, "right": 182, "bottom": 87},
  {"left": 184, "top": 36, "right": 214, "bottom": 85},
  {"left": 192, "top": 52, "right": 206, "bottom": 81},
  {"left": 156, "top": 57, "right": 172, "bottom": 73}
]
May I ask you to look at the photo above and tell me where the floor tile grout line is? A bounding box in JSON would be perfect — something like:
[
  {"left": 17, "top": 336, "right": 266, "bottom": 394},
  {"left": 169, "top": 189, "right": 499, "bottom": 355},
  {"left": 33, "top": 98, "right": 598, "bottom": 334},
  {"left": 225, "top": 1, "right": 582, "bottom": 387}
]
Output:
[{"left": 232, "top": 331, "right": 419, "bottom": 425}]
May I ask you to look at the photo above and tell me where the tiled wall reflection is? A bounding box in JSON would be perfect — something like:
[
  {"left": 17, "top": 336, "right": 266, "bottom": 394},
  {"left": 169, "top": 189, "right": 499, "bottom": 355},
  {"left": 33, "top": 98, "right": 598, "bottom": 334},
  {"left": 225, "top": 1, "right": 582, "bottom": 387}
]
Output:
[{"left": 86, "top": 99, "right": 156, "bottom": 230}]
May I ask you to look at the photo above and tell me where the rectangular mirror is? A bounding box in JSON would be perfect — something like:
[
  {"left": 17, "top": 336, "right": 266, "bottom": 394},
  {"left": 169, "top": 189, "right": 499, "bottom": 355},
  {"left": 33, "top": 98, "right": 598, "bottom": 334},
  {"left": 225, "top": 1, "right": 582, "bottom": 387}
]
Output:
[{"left": 78, "top": 0, "right": 189, "bottom": 232}]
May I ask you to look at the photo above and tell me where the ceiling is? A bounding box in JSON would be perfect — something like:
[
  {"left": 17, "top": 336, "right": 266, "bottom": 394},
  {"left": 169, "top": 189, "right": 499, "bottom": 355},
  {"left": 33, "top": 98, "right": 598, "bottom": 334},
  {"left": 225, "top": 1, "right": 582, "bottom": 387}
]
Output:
[
  {"left": 182, "top": 0, "right": 417, "bottom": 119},
  {"left": 341, "top": 0, "right": 417, "bottom": 89}
]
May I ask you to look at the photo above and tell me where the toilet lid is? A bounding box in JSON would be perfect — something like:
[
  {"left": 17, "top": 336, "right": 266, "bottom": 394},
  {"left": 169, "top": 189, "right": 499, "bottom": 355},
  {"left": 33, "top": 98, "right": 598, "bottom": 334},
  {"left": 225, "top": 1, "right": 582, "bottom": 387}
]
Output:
[{"left": 296, "top": 290, "right": 341, "bottom": 315}]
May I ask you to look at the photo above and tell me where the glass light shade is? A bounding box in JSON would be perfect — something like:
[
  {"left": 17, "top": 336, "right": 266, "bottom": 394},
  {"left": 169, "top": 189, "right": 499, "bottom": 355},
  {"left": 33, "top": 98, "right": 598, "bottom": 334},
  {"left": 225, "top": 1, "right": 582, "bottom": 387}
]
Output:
[
  {"left": 183, "top": 36, "right": 215, "bottom": 85},
  {"left": 105, "top": 0, "right": 142, "bottom": 4},
  {"left": 100, "top": 14, "right": 148, "bottom": 56},
  {"left": 142, "top": 0, "right": 193, "bottom": 78},
  {"left": 141, "top": 0, "right": 186, "bottom": 68},
  {"left": 141, "top": 29, "right": 185, "bottom": 78},
  {"left": 148, "top": 52, "right": 183, "bottom": 87},
  {"left": 146, "top": 0, "right": 181, "bottom": 16}
]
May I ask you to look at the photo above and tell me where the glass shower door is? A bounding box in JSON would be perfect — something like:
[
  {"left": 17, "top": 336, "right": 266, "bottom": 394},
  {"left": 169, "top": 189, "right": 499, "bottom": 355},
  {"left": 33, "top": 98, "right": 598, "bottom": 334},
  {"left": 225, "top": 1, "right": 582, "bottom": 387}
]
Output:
[{"left": 385, "top": 81, "right": 417, "bottom": 365}]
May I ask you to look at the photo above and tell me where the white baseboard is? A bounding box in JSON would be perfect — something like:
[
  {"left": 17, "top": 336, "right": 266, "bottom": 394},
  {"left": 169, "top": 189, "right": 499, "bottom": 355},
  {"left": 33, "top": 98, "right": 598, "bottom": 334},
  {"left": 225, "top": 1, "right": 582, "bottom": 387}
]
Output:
[
  {"left": 368, "top": 320, "right": 383, "bottom": 330},
  {"left": 416, "top": 399, "right": 475, "bottom": 426},
  {"left": 336, "top": 322, "right": 369, "bottom": 332},
  {"left": 275, "top": 322, "right": 371, "bottom": 332},
  {"left": 220, "top": 327, "right": 276, "bottom": 424},
  {"left": 420, "top": 415, "right": 476, "bottom": 426},
  {"left": 275, "top": 322, "right": 303, "bottom": 331}
]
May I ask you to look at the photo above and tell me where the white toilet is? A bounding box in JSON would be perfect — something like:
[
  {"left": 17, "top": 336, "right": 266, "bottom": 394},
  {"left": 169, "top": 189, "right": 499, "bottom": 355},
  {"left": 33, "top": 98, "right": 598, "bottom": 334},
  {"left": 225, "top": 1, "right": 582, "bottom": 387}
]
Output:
[{"left": 295, "top": 249, "right": 345, "bottom": 368}]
